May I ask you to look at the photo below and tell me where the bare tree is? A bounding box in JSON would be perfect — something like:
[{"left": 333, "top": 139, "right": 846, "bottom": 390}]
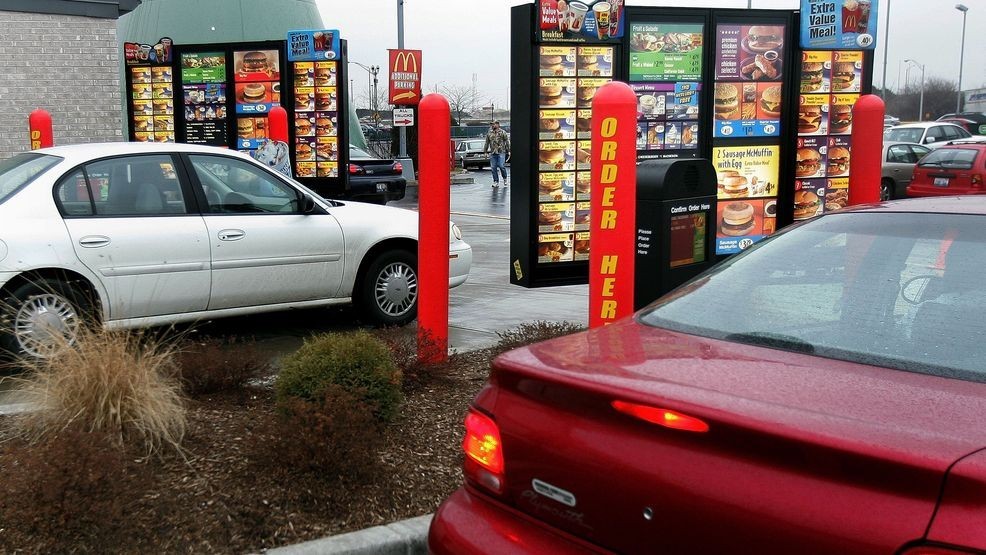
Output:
[
  {"left": 356, "top": 86, "right": 392, "bottom": 119},
  {"left": 886, "top": 77, "right": 959, "bottom": 121},
  {"left": 440, "top": 84, "right": 485, "bottom": 124}
]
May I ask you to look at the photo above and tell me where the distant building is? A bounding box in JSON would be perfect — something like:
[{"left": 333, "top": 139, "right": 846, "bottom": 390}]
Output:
[{"left": 964, "top": 89, "right": 986, "bottom": 113}]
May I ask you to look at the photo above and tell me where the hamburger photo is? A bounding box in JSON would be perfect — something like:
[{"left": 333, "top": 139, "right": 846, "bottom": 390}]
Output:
[
  {"left": 296, "top": 142, "right": 315, "bottom": 161},
  {"left": 295, "top": 94, "right": 313, "bottom": 111},
  {"left": 746, "top": 26, "right": 783, "bottom": 52},
  {"left": 759, "top": 85, "right": 782, "bottom": 118},
  {"left": 296, "top": 118, "right": 313, "bottom": 136},
  {"left": 720, "top": 202, "right": 756, "bottom": 237},
  {"left": 800, "top": 62, "right": 824, "bottom": 92},
  {"left": 540, "top": 54, "right": 565, "bottom": 75},
  {"left": 829, "top": 104, "right": 853, "bottom": 133},
  {"left": 540, "top": 82, "right": 564, "bottom": 106},
  {"left": 798, "top": 104, "right": 822, "bottom": 134},
  {"left": 719, "top": 170, "right": 749, "bottom": 198},
  {"left": 294, "top": 66, "right": 312, "bottom": 87},
  {"left": 827, "top": 146, "right": 850, "bottom": 176},
  {"left": 316, "top": 117, "right": 334, "bottom": 135},
  {"left": 793, "top": 189, "right": 821, "bottom": 220},
  {"left": 315, "top": 92, "right": 333, "bottom": 111},
  {"left": 314, "top": 66, "right": 334, "bottom": 86},
  {"left": 577, "top": 85, "right": 597, "bottom": 107},
  {"left": 540, "top": 117, "right": 562, "bottom": 133},
  {"left": 240, "top": 51, "right": 270, "bottom": 73},
  {"left": 715, "top": 83, "right": 739, "bottom": 120},
  {"left": 242, "top": 83, "right": 266, "bottom": 103},
  {"left": 832, "top": 63, "right": 856, "bottom": 91},
  {"left": 237, "top": 118, "right": 254, "bottom": 139},
  {"left": 795, "top": 148, "right": 822, "bottom": 177},
  {"left": 539, "top": 148, "right": 567, "bottom": 168}
]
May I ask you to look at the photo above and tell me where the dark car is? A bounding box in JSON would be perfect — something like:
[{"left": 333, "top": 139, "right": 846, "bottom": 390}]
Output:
[
  {"left": 346, "top": 145, "right": 405, "bottom": 204},
  {"left": 430, "top": 197, "right": 986, "bottom": 554},
  {"left": 455, "top": 139, "right": 490, "bottom": 170}
]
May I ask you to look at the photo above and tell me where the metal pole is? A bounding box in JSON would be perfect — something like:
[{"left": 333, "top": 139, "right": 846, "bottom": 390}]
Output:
[
  {"left": 880, "top": 0, "right": 890, "bottom": 96},
  {"left": 918, "top": 64, "right": 925, "bottom": 122},
  {"left": 957, "top": 9, "right": 967, "bottom": 113},
  {"left": 397, "top": 0, "right": 408, "bottom": 158}
]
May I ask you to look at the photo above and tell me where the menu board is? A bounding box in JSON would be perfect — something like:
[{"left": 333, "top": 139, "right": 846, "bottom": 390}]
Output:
[
  {"left": 536, "top": 44, "right": 613, "bottom": 265},
  {"left": 712, "top": 145, "right": 780, "bottom": 254},
  {"left": 628, "top": 23, "right": 703, "bottom": 81},
  {"left": 628, "top": 20, "right": 704, "bottom": 162},
  {"left": 293, "top": 60, "right": 340, "bottom": 178},
  {"left": 800, "top": 0, "right": 879, "bottom": 50},
  {"left": 232, "top": 49, "right": 281, "bottom": 153},
  {"left": 795, "top": 50, "right": 865, "bottom": 219},
  {"left": 126, "top": 38, "right": 175, "bottom": 143},
  {"left": 180, "top": 52, "right": 228, "bottom": 147},
  {"left": 713, "top": 24, "right": 785, "bottom": 138},
  {"left": 538, "top": 0, "right": 626, "bottom": 43}
]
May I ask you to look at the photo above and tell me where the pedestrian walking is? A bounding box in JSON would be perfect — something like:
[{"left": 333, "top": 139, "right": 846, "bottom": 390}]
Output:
[{"left": 484, "top": 121, "right": 510, "bottom": 188}]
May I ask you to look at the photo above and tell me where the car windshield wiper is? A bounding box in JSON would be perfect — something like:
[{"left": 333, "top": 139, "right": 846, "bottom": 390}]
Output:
[
  {"left": 724, "top": 332, "right": 816, "bottom": 354},
  {"left": 918, "top": 161, "right": 942, "bottom": 167}
]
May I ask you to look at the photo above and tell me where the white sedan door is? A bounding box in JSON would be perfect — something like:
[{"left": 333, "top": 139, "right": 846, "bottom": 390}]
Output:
[
  {"left": 185, "top": 154, "right": 345, "bottom": 310},
  {"left": 57, "top": 154, "right": 211, "bottom": 320}
]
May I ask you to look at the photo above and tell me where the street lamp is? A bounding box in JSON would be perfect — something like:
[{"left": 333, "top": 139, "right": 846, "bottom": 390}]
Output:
[
  {"left": 905, "top": 59, "right": 925, "bottom": 122},
  {"left": 956, "top": 4, "right": 968, "bottom": 113},
  {"left": 349, "top": 61, "right": 381, "bottom": 122}
]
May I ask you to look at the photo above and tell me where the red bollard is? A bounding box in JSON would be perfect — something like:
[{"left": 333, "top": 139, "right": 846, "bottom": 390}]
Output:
[
  {"left": 417, "top": 93, "right": 451, "bottom": 363},
  {"left": 848, "top": 94, "right": 885, "bottom": 206},
  {"left": 28, "top": 109, "right": 53, "bottom": 150},
  {"left": 268, "top": 106, "right": 289, "bottom": 143},
  {"left": 589, "top": 82, "right": 637, "bottom": 329}
]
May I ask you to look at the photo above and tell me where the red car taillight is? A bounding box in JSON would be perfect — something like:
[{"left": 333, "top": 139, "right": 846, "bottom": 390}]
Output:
[
  {"left": 972, "top": 174, "right": 983, "bottom": 188},
  {"left": 900, "top": 545, "right": 982, "bottom": 555},
  {"left": 463, "top": 409, "right": 504, "bottom": 494},
  {"left": 612, "top": 400, "right": 710, "bottom": 433},
  {"left": 348, "top": 164, "right": 361, "bottom": 175},
  {"left": 394, "top": 162, "right": 403, "bottom": 173}
]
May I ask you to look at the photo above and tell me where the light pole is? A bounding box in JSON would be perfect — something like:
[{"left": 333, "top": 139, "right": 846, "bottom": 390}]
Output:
[
  {"left": 880, "top": 0, "right": 891, "bottom": 96},
  {"left": 905, "top": 59, "right": 925, "bottom": 121},
  {"left": 956, "top": 4, "right": 968, "bottom": 113},
  {"left": 397, "top": 0, "right": 408, "bottom": 159}
]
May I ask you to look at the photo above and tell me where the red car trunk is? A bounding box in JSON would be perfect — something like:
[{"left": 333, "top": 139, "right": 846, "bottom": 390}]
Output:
[
  {"left": 475, "top": 320, "right": 986, "bottom": 554},
  {"left": 908, "top": 145, "right": 986, "bottom": 197}
]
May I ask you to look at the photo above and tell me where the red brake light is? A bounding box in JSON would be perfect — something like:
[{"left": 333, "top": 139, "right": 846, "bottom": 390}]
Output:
[
  {"left": 463, "top": 409, "right": 505, "bottom": 494},
  {"left": 612, "top": 400, "right": 710, "bottom": 433},
  {"left": 972, "top": 174, "right": 983, "bottom": 187},
  {"left": 348, "top": 164, "right": 361, "bottom": 175},
  {"left": 394, "top": 162, "right": 403, "bottom": 173}
]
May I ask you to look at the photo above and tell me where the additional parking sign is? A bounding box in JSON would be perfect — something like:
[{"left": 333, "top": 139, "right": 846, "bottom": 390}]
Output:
[{"left": 393, "top": 108, "right": 414, "bottom": 127}]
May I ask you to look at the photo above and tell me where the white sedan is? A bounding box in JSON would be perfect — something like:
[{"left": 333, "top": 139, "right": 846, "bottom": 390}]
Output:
[{"left": 0, "top": 143, "right": 472, "bottom": 357}]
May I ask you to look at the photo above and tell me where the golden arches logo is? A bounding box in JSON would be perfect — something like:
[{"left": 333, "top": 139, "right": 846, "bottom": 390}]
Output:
[{"left": 393, "top": 51, "right": 418, "bottom": 73}]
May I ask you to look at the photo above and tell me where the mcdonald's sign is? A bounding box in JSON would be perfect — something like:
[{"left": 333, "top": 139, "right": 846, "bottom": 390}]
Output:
[{"left": 388, "top": 49, "right": 422, "bottom": 106}]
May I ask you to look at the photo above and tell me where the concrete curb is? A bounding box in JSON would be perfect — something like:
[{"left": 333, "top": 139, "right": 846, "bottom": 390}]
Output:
[
  {"left": 451, "top": 175, "right": 474, "bottom": 185},
  {"left": 267, "top": 513, "right": 432, "bottom": 555}
]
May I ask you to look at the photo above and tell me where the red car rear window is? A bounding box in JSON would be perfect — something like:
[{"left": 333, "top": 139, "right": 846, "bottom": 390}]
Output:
[{"left": 918, "top": 148, "right": 981, "bottom": 170}]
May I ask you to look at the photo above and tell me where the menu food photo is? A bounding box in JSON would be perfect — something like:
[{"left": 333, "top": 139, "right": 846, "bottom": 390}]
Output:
[
  {"left": 233, "top": 50, "right": 282, "bottom": 153},
  {"left": 712, "top": 145, "right": 780, "bottom": 254},
  {"left": 713, "top": 23, "right": 786, "bottom": 138},
  {"left": 180, "top": 52, "right": 228, "bottom": 147},
  {"left": 628, "top": 22, "right": 703, "bottom": 81},
  {"left": 538, "top": 0, "right": 626, "bottom": 42},
  {"left": 293, "top": 60, "right": 340, "bottom": 178}
]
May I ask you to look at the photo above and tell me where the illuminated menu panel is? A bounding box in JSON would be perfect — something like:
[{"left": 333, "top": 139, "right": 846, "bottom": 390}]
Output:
[
  {"left": 293, "top": 60, "right": 339, "bottom": 178},
  {"left": 233, "top": 49, "right": 282, "bottom": 154},
  {"left": 795, "top": 50, "right": 864, "bottom": 221},
  {"left": 535, "top": 44, "right": 612, "bottom": 265},
  {"left": 180, "top": 52, "right": 228, "bottom": 147},
  {"left": 130, "top": 66, "right": 175, "bottom": 143}
]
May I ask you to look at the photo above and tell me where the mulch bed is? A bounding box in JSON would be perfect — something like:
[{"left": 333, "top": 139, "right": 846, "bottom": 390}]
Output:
[{"left": 0, "top": 350, "right": 492, "bottom": 553}]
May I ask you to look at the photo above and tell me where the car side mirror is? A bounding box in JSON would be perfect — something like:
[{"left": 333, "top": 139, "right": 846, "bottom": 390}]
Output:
[
  {"left": 302, "top": 194, "right": 316, "bottom": 214},
  {"left": 924, "top": 137, "right": 936, "bottom": 144}
]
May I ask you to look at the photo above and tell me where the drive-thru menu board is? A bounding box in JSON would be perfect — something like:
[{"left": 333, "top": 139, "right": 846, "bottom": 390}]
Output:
[
  {"left": 794, "top": 49, "right": 864, "bottom": 220},
  {"left": 291, "top": 60, "right": 339, "bottom": 178},
  {"left": 535, "top": 44, "right": 613, "bottom": 265},
  {"left": 233, "top": 49, "right": 282, "bottom": 155},
  {"left": 712, "top": 20, "right": 787, "bottom": 255},
  {"left": 180, "top": 52, "right": 228, "bottom": 147},
  {"left": 628, "top": 21, "right": 703, "bottom": 160},
  {"left": 125, "top": 38, "right": 175, "bottom": 143}
]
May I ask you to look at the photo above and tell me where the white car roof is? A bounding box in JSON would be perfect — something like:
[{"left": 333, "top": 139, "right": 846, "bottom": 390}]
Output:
[
  {"left": 890, "top": 122, "right": 961, "bottom": 130},
  {"left": 35, "top": 142, "right": 255, "bottom": 165}
]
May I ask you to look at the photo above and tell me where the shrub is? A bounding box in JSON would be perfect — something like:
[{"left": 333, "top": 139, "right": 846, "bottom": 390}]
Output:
[
  {"left": 271, "top": 385, "right": 384, "bottom": 478},
  {"left": 492, "top": 321, "right": 585, "bottom": 357},
  {"left": 176, "top": 336, "right": 270, "bottom": 396},
  {"left": 275, "top": 330, "right": 402, "bottom": 421},
  {"left": 373, "top": 327, "right": 450, "bottom": 391},
  {"left": 10, "top": 327, "right": 186, "bottom": 456},
  {"left": 0, "top": 426, "right": 148, "bottom": 552}
]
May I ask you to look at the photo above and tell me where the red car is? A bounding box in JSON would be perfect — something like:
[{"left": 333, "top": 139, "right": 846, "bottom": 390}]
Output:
[
  {"left": 908, "top": 141, "right": 986, "bottom": 197},
  {"left": 430, "top": 197, "right": 986, "bottom": 555}
]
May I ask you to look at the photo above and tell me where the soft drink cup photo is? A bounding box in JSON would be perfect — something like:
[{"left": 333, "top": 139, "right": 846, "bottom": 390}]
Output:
[{"left": 594, "top": 2, "right": 611, "bottom": 39}]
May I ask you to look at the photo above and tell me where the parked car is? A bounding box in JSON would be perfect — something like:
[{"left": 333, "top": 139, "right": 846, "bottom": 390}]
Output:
[
  {"left": 431, "top": 196, "right": 986, "bottom": 554},
  {"left": 347, "top": 145, "right": 406, "bottom": 204},
  {"left": 0, "top": 143, "right": 471, "bottom": 357},
  {"left": 882, "top": 141, "right": 931, "bottom": 199},
  {"left": 455, "top": 139, "right": 490, "bottom": 170},
  {"left": 360, "top": 123, "right": 392, "bottom": 142},
  {"left": 907, "top": 140, "right": 986, "bottom": 197},
  {"left": 884, "top": 114, "right": 900, "bottom": 127},
  {"left": 884, "top": 122, "right": 983, "bottom": 148},
  {"left": 936, "top": 112, "right": 986, "bottom": 123},
  {"left": 938, "top": 117, "right": 986, "bottom": 136}
]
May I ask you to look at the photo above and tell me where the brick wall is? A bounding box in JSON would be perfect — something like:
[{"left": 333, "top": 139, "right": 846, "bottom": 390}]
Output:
[{"left": 0, "top": 10, "right": 123, "bottom": 161}]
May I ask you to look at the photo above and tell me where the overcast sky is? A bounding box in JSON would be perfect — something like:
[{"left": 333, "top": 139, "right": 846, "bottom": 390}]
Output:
[{"left": 318, "top": 0, "right": 983, "bottom": 109}]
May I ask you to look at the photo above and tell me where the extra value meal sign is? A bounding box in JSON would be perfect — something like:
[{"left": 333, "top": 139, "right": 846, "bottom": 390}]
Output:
[{"left": 388, "top": 49, "right": 422, "bottom": 105}]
